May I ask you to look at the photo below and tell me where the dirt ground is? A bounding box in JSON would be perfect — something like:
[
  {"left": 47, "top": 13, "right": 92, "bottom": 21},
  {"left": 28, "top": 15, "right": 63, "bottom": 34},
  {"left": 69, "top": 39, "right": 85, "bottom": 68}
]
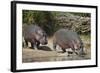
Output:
[{"left": 22, "top": 38, "right": 91, "bottom": 63}]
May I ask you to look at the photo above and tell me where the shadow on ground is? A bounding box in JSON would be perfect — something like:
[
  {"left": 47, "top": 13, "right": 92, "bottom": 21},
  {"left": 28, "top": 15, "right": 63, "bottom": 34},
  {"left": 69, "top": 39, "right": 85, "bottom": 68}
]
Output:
[{"left": 38, "top": 46, "right": 52, "bottom": 51}]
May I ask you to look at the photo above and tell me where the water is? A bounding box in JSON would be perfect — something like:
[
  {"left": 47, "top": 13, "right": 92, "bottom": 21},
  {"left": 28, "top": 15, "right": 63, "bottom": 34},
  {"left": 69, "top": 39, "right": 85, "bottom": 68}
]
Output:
[{"left": 22, "top": 48, "right": 91, "bottom": 63}]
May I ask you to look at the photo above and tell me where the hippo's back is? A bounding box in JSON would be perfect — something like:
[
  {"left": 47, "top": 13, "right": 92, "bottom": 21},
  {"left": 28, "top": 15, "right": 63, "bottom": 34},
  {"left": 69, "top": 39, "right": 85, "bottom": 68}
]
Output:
[
  {"left": 23, "top": 24, "right": 41, "bottom": 38},
  {"left": 54, "top": 29, "right": 79, "bottom": 41},
  {"left": 54, "top": 29, "right": 82, "bottom": 49}
]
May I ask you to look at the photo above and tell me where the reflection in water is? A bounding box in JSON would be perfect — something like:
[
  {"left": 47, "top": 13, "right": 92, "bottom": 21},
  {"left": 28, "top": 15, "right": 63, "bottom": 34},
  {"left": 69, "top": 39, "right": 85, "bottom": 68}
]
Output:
[
  {"left": 23, "top": 55, "right": 90, "bottom": 63},
  {"left": 22, "top": 45, "right": 91, "bottom": 63}
]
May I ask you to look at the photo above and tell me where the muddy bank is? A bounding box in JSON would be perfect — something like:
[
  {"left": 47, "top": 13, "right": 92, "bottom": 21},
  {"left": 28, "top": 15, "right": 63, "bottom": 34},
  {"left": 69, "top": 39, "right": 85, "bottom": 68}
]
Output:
[
  {"left": 22, "top": 44, "right": 91, "bottom": 63},
  {"left": 22, "top": 37, "right": 91, "bottom": 63}
]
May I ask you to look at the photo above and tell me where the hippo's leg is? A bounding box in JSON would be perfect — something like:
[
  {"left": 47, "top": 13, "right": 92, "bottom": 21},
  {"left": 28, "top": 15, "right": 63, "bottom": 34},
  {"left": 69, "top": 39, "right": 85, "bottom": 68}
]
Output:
[
  {"left": 80, "top": 48, "right": 84, "bottom": 54},
  {"left": 61, "top": 48, "right": 66, "bottom": 53},
  {"left": 36, "top": 42, "right": 40, "bottom": 49},
  {"left": 79, "top": 48, "right": 86, "bottom": 57},
  {"left": 71, "top": 48, "right": 78, "bottom": 55},
  {"left": 25, "top": 40, "right": 28, "bottom": 47},
  {"left": 30, "top": 42, "right": 35, "bottom": 49}
]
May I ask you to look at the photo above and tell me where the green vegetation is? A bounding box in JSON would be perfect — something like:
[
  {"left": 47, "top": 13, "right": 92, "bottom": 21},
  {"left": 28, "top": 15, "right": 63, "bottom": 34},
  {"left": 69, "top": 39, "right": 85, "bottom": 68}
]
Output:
[
  {"left": 70, "top": 12, "right": 91, "bottom": 17},
  {"left": 23, "top": 10, "right": 55, "bottom": 35},
  {"left": 22, "top": 10, "right": 91, "bottom": 36},
  {"left": 80, "top": 34, "right": 91, "bottom": 49}
]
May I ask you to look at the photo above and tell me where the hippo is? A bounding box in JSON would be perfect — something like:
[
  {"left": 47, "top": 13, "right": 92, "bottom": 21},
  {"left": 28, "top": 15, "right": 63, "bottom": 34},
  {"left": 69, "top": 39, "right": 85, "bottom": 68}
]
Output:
[
  {"left": 53, "top": 29, "right": 85, "bottom": 56},
  {"left": 23, "top": 24, "right": 48, "bottom": 49}
]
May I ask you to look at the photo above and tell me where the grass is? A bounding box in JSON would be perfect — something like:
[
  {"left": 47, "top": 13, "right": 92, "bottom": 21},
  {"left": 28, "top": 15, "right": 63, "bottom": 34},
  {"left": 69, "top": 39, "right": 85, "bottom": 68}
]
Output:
[{"left": 80, "top": 34, "right": 91, "bottom": 49}]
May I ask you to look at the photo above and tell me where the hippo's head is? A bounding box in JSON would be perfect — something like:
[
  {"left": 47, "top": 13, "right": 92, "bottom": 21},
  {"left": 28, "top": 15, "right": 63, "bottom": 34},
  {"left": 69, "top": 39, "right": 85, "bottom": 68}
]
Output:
[{"left": 35, "top": 30, "right": 48, "bottom": 45}]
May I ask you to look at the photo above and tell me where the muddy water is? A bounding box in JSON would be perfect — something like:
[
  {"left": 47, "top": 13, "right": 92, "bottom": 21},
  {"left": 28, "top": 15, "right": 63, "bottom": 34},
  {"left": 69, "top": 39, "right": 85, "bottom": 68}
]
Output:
[
  {"left": 22, "top": 48, "right": 91, "bottom": 63},
  {"left": 23, "top": 55, "right": 91, "bottom": 63}
]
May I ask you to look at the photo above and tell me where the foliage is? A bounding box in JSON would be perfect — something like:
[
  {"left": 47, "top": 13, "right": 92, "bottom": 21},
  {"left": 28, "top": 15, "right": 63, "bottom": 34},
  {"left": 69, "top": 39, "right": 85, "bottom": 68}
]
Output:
[
  {"left": 22, "top": 10, "right": 91, "bottom": 36},
  {"left": 70, "top": 12, "right": 91, "bottom": 17},
  {"left": 23, "top": 10, "right": 56, "bottom": 36}
]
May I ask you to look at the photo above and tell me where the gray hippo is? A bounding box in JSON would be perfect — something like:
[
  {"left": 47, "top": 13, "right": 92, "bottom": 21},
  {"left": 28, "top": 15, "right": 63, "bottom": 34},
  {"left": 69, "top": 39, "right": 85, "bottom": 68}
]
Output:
[
  {"left": 23, "top": 24, "right": 48, "bottom": 49},
  {"left": 53, "top": 29, "right": 85, "bottom": 56}
]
